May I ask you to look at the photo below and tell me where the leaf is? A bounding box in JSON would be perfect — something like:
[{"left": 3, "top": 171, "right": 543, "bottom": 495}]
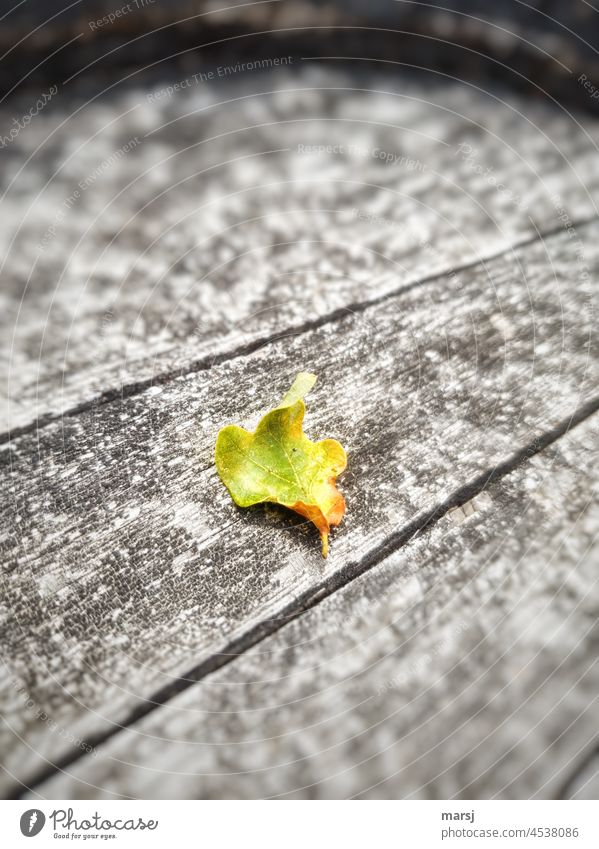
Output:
[{"left": 215, "top": 372, "right": 347, "bottom": 557}]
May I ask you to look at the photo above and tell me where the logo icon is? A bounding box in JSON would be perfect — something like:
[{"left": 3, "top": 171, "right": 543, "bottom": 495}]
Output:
[{"left": 19, "top": 810, "right": 45, "bottom": 837}]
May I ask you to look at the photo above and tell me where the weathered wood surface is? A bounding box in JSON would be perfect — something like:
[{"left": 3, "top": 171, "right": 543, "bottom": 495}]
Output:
[
  {"left": 2, "top": 72, "right": 599, "bottom": 433},
  {"left": 25, "top": 414, "right": 599, "bottom": 800},
  {"left": 2, "top": 217, "right": 598, "bottom": 796},
  {"left": 1, "top": 53, "right": 599, "bottom": 800}
]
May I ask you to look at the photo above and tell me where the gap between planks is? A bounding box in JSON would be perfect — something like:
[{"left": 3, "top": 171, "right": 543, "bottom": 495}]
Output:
[{"left": 10, "top": 391, "right": 599, "bottom": 799}]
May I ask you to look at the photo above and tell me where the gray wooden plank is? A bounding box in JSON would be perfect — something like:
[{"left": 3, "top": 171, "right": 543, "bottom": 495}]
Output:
[
  {"left": 2, "top": 70, "right": 599, "bottom": 432},
  {"left": 1, "top": 221, "right": 597, "bottom": 795},
  {"left": 26, "top": 413, "right": 599, "bottom": 799}
]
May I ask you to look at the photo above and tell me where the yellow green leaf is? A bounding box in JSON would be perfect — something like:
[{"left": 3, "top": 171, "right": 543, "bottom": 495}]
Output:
[{"left": 215, "top": 372, "right": 347, "bottom": 556}]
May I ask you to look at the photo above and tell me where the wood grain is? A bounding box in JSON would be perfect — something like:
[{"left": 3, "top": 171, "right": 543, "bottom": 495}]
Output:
[
  {"left": 2, "top": 221, "right": 597, "bottom": 795},
  {"left": 564, "top": 751, "right": 599, "bottom": 799},
  {"left": 27, "top": 413, "right": 599, "bottom": 799},
  {"left": 2, "top": 71, "right": 599, "bottom": 432}
]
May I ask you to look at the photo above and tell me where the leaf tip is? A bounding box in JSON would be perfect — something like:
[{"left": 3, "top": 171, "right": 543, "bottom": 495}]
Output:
[{"left": 279, "top": 372, "right": 317, "bottom": 408}]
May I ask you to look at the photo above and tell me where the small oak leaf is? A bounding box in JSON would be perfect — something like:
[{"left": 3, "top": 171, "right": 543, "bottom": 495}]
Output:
[{"left": 215, "top": 372, "right": 346, "bottom": 556}]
